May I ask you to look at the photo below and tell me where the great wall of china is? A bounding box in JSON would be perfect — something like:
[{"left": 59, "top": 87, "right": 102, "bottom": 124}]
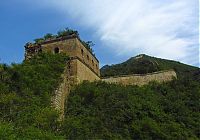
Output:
[{"left": 25, "top": 34, "right": 177, "bottom": 119}]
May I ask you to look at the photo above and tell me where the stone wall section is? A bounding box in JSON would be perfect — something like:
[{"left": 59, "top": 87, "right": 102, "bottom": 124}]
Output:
[
  {"left": 25, "top": 36, "right": 101, "bottom": 119},
  {"left": 52, "top": 61, "right": 71, "bottom": 120},
  {"left": 25, "top": 36, "right": 177, "bottom": 119},
  {"left": 42, "top": 38, "right": 77, "bottom": 56},
  {"left": 102, "top": 70, "right": 177, "bottom": 86},
  {"left": 75, "top": 39, "right": 100, "bottom": 76},
  {"left": 52, "top": 58, "right": 100, "bottom": 119},
  {"left": 74, "top": 58, "right": 100, "bottom": 83}
]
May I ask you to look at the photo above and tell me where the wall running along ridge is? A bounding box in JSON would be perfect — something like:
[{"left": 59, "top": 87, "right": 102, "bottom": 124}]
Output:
[
  {"left": 24, "top": 35, "right": 177, "bottom": 120},
  {"left": 52, "top": 59, "right": 100, "bottom": 120},
  {"left": 53, "top": 68, "right": 176, "bottom": 119},
  {"left": 101, "top": 70, "right": 177, "bottom": 86}
]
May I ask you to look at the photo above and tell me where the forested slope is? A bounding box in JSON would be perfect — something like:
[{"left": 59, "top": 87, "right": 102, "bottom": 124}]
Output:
[
  {"left": 101, "top": 54, "right": 199, "bottom": 80},
  {"left": 0, "top": 53, "right": 68, "bottom": 139},
  {"left": 64, "top": 78, "right": 200, "bottom": 139},
  {"left": 63, "top": 54, "right": 200, "bottom": 139},
  {"left": 0, "top": 53, "right": 199, "bottom": 139}
]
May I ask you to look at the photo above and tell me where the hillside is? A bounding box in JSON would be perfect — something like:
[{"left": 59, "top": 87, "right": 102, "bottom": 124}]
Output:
[
  {"left": 101, "top": 54, "right": 199, "bottom": 80},
  {"left": 0, "top": 53, "right": 68, "bottom": 139},
  {"left": 63, "top": 55, "right": 200, "bottom": 139},
  {"left": 63, "top": 54, "right": 200, "bottom": 139},
  {"left": 0, "top": 53, "right": 199, "bottom": 139},
  {"left": 64, "top": 79, "right": 200, "bottom": 139}
]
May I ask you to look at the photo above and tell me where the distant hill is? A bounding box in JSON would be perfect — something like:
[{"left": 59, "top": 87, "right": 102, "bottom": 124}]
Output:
[{"left": 101, "top": 54, "right": 199, "bottom": 80}]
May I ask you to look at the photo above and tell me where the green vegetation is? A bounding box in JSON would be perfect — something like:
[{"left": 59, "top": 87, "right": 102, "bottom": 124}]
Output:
[
  {"left": 63, "top": 54, "right": 199, "bottom": 139},
  {"left": 57, "top": 28, "right": 79, "bottom": 38},
  {"left": 101, "top": 54, "right": 199, "bottom": 79},
  {"left": 64, "top": 78, "right": 200, "bottom": 139},
  {"left": 34, "top": 38, "right": 45, "bottom": 44},
  {"left": 33, "top": 28, "right": 78, "bottom": 44},
  {"left": 0, "top": 53, "right": 199, "bottom": 139},
  {"left": 44, "top": 33, "right": 54, "bottom": 40},
  {"left": 81, "top": 40, "right": 95, "bottom": 54},
  {"left": 31, "top": 28, "right": 95, "bottom": 55},
  {"left": 0, "top": 53, "right": 68, "bottom": 139}
]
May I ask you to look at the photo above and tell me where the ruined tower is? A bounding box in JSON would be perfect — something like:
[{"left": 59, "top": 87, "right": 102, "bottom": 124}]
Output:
[
  {"left": 25, "top": 34, "right": 100, "bottom": 82},
  {"left": 25, "top": 34, "right": 100, "bottom": 118}
]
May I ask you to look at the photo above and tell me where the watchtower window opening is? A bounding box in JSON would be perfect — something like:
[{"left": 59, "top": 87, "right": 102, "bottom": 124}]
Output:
[
  {"left": 92, "top": 60, "right": 94, "bottom": 66},
  {"left": 87, "top": 55, "right": 89, "bottom": 60},
  {"left": 54, "top": 47, "right": 59, "bottom": 54},
  {"left": 81, "top": 49, "right": 84, "bottom": 56}
]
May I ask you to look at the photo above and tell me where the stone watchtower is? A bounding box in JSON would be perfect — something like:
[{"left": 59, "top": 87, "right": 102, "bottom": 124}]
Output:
[
  {"left": 25, "top": 34, "right": 100, "bottom": 118},
  {"left": 25, "top": 34, "right": 100, "bottom": 82}
]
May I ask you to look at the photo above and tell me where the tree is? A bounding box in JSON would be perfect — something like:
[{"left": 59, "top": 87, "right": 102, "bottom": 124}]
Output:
[
  {"left": 81, "top": 41, "right": 94, "bottom": 54},
  {"left": 44, "top": 33, "right": 54, "bottom": 40},
  {"left": 34, "top": 38, "right": 45, "bottom": 44},
  {"left": 57, "top": 28, "right": 79, "bottom": 37}
]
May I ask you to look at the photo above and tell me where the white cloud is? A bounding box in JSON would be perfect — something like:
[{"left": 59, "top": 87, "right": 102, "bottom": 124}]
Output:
[{"left": 25, "top": 0, "right": 199, "bottom": 66}]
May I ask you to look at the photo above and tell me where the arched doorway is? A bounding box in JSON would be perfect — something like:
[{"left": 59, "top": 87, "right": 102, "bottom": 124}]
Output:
[{"left": 54, "top": 47, "right": 59, "bottom": 54}]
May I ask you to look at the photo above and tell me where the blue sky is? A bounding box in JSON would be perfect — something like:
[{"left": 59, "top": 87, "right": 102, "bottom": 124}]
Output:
[{"left": 0, "top": 0, "right": 199, "bottom": 67}]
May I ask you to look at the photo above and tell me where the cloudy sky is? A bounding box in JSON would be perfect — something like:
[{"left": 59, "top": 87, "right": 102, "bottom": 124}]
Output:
[{"left": 0, "top": 0, "right": 199, "bottom": 67}]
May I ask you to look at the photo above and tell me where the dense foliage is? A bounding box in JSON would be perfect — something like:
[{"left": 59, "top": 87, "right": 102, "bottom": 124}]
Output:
[
  {"left": 64, "top": 77, "right": 200, "bottom": 139},
  {"left": 0, "top": 53, "right": 68, "bottom": 139},
  {"left": 101, "top": 54, "right": 199, "bottom": 79},
  {"left": 0, "top": 53, "right": 199, "bottom": 139},
  {"left": 33, "top": 28, "right": 79, "bottom": 44},
  {"left": 63, "top": 55, "right": 200, "bottom": 139}
]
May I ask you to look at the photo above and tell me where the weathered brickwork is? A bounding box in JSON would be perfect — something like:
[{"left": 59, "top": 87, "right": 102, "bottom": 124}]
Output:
[
  {"left": 25, "top": 35, "right": 100, "bottom": 119},
  {"left": 52, "top": 61, "right": 71, "bottom": 120},
  {"left": 102, "top": 70, "right": 177, "bottom": 86},
  {"left": 25, "top": 35, "right": 100, "bottom": 76},
  {"left": 75, "top": 58, "right": 100, "bottom": 83}
]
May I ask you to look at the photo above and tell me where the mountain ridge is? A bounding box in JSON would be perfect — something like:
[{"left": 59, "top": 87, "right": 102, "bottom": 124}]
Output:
[{"left": 101, "top": 54, "right": 199, "bottom": 80}]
